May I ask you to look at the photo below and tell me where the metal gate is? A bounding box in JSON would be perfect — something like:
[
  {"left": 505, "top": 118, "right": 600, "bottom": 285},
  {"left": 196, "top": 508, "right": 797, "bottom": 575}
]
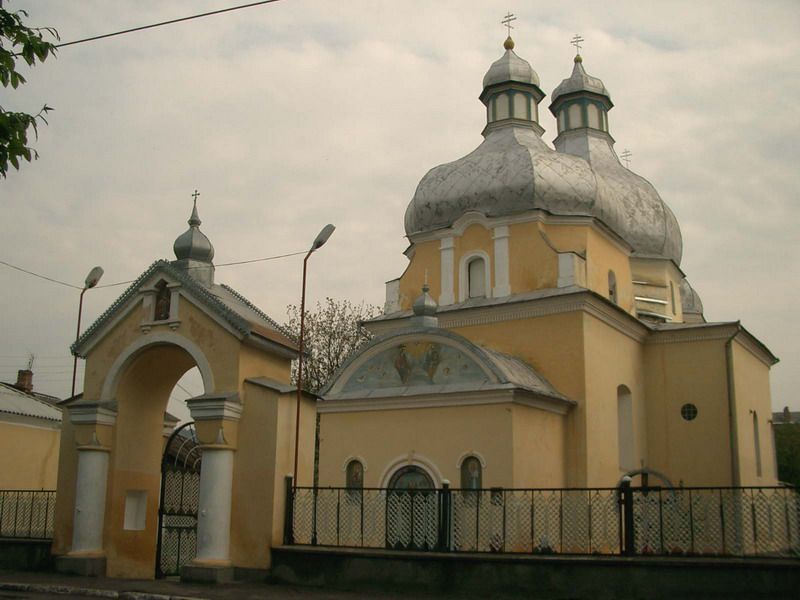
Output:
[{"left": 155, "top": 422, "right": 201, "bottom": 577}]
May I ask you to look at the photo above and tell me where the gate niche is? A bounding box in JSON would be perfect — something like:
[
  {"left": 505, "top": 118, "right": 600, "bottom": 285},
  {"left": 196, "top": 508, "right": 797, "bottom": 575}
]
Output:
[{"left": 156, "top": 422, "right": 201, "bottom": 577}]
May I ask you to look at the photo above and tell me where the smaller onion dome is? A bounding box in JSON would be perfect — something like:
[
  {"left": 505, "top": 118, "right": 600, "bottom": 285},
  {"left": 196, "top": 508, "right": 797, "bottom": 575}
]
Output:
[
  {"left": 174, "top": 199, "right": 214, "bottom": 263},
  {"left": 551, "top": 55, "right": 611, "bottom": 104},
  {"left": 482, "top": 36, "right": 540, "bottom": 89},
  {"left": 410, "top": 284, "right": 438, "bottom": 328},
  {"left": 679, "top": 278, "right": 705, "bottom": 323}
]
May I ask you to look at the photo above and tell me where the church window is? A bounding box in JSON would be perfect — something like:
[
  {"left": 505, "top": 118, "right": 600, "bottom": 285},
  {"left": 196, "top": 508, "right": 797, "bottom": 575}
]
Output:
[
  {"left": 496, "top": 93, "right": 510, "bottom": 120},
  {"left": 753, "top": 412, "right": 762, "bottom": 477},
  {"left": 468, "top": 258, "right": 486, "bottom": 298},
  {"left": 681, "top": 403, "right": 698, "bottom": 421},
  {"left": 460, "top": 456, "right": 482, "bottom": 490},
  {"left": 558, "top": 109, "right": 566, "bottom": 133},
  {"left": 513, "top": 92, "right": 527, "bottom": 120},
  {"left": 617, "top": 385, "right": 634, "bottom": 471},
  {"left": 608, "top": 270, "right": 618, "bottom": 304},
  {"left": 154, "top": 280, "right": 171, "bottom": 321},
  {"left": 346, "top": 460, "right": 364, "bottom": 489},
  {"left": 568, "top": 103, "right": 582, "bottom": 129},
  {"left": 587, "top": 103, "right": 600, "bottom": 129}
]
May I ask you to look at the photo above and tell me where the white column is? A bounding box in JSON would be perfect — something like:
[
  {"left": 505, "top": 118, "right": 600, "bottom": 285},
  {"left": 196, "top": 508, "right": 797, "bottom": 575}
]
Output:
[
  {"left": 71, "top": 444, "right": 110, "bottom": 554},
  {"left": 195, "top": 446, "right": 235, "bottom": 562},
  {"left": 492, "top": 225, "right": 510, "bottom": 298},
  {"left": 440, "top": 237, "right": 455, "bottom": 306}
]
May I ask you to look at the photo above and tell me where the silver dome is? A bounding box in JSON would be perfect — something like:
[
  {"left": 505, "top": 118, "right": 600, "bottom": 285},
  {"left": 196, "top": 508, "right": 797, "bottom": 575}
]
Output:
[
  {"left": 679, "top": 278, "right": 704, "bottom": 315},
  {"left": 482, "top": 39, "right": 540, "bottom": 89},
  {"left": 552, "top": 56, "right": 610, "bottom": 102},
  {"left": 174, "top": 202, "right": 215, "bottom": 263}
]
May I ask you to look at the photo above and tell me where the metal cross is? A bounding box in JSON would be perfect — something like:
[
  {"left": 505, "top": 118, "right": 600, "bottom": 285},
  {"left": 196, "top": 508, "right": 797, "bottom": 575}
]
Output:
[
  {"left": 501, "top": 12, "right": 517, "bottom": 36},
  {"left": 571, "top": 34, "right": 584, "bottom": 55},
  {"left": 191, "top": 189, "right": 200, "bottom": 203},
  {"left": 621, "top": 149, "right": 632, "bottom": 169}
]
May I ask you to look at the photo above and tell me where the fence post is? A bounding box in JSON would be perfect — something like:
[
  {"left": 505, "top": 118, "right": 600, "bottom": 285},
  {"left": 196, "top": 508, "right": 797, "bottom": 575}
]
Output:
[
  {"left": 283, "top": 475, "right": 294, "bottom": 545},
  {"left": 620, "top": 476, "right": 635, "bottom": 555},
  {"left": 439, "top": 480, "right": 452, "bottom": 552}
]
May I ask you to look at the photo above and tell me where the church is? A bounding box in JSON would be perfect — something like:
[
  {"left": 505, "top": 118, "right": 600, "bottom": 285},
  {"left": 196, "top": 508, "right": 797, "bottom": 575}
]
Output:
[
  {"left": 51, "top": 33, "right": 783, "bottom": 581},
  {"left": 315, "top": 34, "right": 779, "bottom": 492}
]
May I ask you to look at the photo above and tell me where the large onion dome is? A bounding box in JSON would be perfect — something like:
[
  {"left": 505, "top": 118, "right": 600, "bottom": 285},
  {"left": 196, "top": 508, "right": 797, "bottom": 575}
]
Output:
[{"left": 174, "top": 199, "right": 214, "bottom": 263}]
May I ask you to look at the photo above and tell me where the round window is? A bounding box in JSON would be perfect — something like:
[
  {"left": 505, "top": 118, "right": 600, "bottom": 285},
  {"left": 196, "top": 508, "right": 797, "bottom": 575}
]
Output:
[{"left": 681, "top": 403, "right": 698, "bottom": 421}]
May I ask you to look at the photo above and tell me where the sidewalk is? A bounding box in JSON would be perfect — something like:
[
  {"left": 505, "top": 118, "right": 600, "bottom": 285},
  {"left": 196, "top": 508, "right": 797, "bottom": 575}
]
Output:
[{"left": 0, "top": 571, "right": 449, "bottom": 600}]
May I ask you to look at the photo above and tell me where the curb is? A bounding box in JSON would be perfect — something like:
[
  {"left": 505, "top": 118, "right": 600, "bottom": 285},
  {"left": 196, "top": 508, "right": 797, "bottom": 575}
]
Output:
[{"left": 0, "top": 582, "right": 208, "bottom": 599}]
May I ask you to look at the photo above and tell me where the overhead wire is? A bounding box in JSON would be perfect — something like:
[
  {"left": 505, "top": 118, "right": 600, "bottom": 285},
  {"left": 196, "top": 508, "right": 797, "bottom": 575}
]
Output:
[{"left": 55, "top": 0, "right": 284, "bottom": 49}]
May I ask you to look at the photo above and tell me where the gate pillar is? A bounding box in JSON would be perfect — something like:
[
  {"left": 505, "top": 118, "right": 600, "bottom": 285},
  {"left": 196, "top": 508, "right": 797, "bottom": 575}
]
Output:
[{"left": 181, "top": 393, "right": 241, "bottom": 583}]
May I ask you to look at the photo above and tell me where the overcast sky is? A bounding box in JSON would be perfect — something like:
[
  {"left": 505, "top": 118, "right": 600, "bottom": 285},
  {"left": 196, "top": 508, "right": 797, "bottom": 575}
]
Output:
[{"left": 2, "top": 1, "right": 798, "bottom": 415}]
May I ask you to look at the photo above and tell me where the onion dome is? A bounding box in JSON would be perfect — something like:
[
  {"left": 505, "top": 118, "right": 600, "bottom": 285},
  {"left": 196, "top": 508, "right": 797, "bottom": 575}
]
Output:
[
  {"left": 410, "top": 284, "right": 438, "bottom": 328},
  {"left": 551, "top": 55, "right": 611, "bottom": 103},
  {"left": 174, "top": 199, "right": 214, "bottom": 263},
  {"left": 482, "top": 36, "right": 540, "bottom": 89},
  {"left": 679, "top": 278, "right": 705, "bottom": 323}
]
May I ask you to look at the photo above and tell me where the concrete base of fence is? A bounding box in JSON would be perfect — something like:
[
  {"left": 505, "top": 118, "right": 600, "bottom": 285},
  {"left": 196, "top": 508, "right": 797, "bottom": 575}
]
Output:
[
  {"left": 55, "top": 554, "right": 107, "bottom": 577},
  {"left": 0, "top": 539, "right": 54, "bottom": 571},
  {"left": 271, "top": 545, "right": 800, "bottom": 600}
]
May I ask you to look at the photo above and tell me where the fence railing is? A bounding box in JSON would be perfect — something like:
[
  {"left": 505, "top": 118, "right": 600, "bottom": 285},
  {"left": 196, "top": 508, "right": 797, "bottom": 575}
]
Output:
[
  {"left": 285, "top": 479, "right": 800, "bottom": 558},
  {"left": 0, "top": 490, "right": 56, "bottom": 540}
]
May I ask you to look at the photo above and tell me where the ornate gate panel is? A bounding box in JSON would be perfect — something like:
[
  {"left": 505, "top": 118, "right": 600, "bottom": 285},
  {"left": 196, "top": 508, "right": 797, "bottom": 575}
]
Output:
[{"left": 155, "top": 422, "right": 201, "bottom": 577}]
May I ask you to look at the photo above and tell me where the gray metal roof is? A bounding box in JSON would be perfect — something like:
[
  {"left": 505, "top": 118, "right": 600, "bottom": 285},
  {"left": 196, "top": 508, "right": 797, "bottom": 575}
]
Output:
[
  {"left": 0, "top": 382, "right": 62, "bottom": 422},
  {"left": 482, "top": 44, "right": 540, "bottom": 89},
  {"left": 552, "top": 57, "right": 610, "bottom": 103}
]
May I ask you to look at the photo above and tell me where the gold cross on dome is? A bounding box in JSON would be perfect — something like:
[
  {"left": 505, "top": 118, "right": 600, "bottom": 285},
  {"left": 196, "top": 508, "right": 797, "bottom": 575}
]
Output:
[
  {"left": 571, "top": 34, "right": 584, "bottom": 55},
  {"left": 501, "top": 12, "right": 517, "bottom": 36},
  {"left": 621, "top": 149, "right": 632, "bottom": 169}
]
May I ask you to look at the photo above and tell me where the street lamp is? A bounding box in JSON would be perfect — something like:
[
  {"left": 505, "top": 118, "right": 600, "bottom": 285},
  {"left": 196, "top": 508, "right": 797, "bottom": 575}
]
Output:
[
  {"left": 70, "top": 266, "right": 104, "bottom": 400},
  {"left": 293, "top": 224, "right": 335, "bottom": 486}
]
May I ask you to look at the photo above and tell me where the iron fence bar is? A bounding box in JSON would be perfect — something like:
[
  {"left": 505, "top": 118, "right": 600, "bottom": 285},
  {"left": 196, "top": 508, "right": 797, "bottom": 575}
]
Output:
[
  {"left": 501, "top": 489, "right": 507, "bottom": 553},
  {"left": 360, "top": 490, "right": 364, "bottom": 548},
  {"left": 688, "top": 489, "right": 695, "bottom": 554},
  {"left": 43, "top": 493, "right": 51, "bottom": 539},
  {"left": 783, "top": 489, "right": 792, "bottom": 549},
  {"left": 336, "top": 489, "right": 341, "bottom": 547},
  {"left": 384, "top": 490, "right": 389, "bottom": 549},
  {"left": 530, "top": 491, "right": 534, "bottom": 553},
  {"left": 587, "top": 490, "right": 593, "bottom": 554},
  {"left": 28, "top": 493, "right": 34, "bottom": 538},
  {"left": 476, "top": 489, "right": 481, "bottom": 551},
  {"left": 311, "top": 486, "right": 318, "bottom": 546},
  {"left": 751, "top": 488, "right": 758, "bottom": 555},
  {"left": 13, "top": 491, "right": 19, "bottom": 537},
  {"left": 719, "top": 489, "right": 727, "bottom": 555},
  {"left": 283, "top": 475, "right": 294, "bottom": 545},
  {"left": 658, "top": 488, "right": 664, "bottom": 554}
]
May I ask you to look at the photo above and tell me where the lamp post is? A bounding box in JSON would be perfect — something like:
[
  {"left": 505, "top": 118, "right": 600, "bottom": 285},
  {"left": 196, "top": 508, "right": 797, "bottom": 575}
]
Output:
[
  {"left": 70, "top": 266, "right": 104, "bottom": 400},
  {"left": 293, "top": 224, "right": 335, "bottom": 486}
]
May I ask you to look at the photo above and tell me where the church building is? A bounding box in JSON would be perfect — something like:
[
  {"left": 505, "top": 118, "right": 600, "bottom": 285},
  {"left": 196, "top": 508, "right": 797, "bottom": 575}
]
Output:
[{"left": 316, "top": 35, "right": 779, "bottom": 491}]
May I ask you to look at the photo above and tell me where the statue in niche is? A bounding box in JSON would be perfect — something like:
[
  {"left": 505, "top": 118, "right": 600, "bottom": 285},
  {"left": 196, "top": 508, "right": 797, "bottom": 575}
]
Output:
[{"left": 155, "top": 281, "right": 171, "bottom": 321}]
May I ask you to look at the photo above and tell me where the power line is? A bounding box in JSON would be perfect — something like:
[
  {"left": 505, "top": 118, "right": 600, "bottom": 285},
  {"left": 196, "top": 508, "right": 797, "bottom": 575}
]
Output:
[
  {"left": 0, "top": 249, "right": 307, "bottom": 291},
  {"left": 56, "top": 0, "right": 283, "bottom": 49}
]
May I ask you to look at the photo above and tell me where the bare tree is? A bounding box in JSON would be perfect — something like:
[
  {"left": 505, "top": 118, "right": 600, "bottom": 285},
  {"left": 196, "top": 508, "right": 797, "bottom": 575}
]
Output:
[{"left": 285, "top": 298, "right": 380, "bottom": 394}]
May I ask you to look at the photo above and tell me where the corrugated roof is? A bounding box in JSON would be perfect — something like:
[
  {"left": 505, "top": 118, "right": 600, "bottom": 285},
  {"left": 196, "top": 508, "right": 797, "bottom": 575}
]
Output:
[{"left": 0, "top": 383, "right": 62, "bottom": 422}]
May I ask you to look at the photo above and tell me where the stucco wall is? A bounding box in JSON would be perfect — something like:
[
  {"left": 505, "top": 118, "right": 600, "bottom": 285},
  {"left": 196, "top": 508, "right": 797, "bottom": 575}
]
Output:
[{"left": 0, "top": 420, "right": 60, "bottom": 490}]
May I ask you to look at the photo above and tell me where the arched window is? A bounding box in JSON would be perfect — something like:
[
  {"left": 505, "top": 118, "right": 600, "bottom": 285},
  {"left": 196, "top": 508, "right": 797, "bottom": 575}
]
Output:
[
  {"left": 617, "top": 385, "right": 634, "bottom": 471},
  {"left": 154, "top": 280, "right": 171, "bottom": 321},
  {"left": 346, "top": 460, "right": 364, "bottom": 489},
  {"left": 495, "top": 93, "right": 510, "bottom": 120},
  {"left": 568, "top": 103, "right": 583, "bottom": 129},
  {"left": 460, "top": 456, "right": 482, "bottom": 490},
  {"left": 558, "top": 109, "right": 566, "bottom": 133},
  {"left": 753, "top": 412, "right": 762, "bottom": 477},
  {"left": 587, "top": 103, "right": 600, "bottom": 129},
  {"left": 608, "top": 270, "right": 618, "bottom": 304},
  {"left": 468, "top": 258, "right": 486, "bottom": 299},
  {"left": 513, "top": 92, "right": 527, "bottom": 120}
]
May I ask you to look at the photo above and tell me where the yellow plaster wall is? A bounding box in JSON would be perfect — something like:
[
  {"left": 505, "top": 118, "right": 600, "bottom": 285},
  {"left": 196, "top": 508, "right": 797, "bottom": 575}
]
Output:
[
  {"left": 452, "top": 224, "right": 494, "bottom": 300},
  {"left": 318, "top": 404, "right": 513, "bottom": 488},
  {"left": 730, "top": 340, "right": 778, "bottom": 486},
  {"left": 398, "top": 241, "right": 440, "bottom": 310},
  {"left": 630, "top": 259, "right": 684, "bottom": 322},
  {"left": 0, "top": 421, "right": 60, "bottom": 490},
  {"left": 584, "top": 229, "right": 634, "bottom": 315},
  {"left": 507, "top": 222, "right": 558, "bottom": 293},
  {"left": 643, "top": 339, "right": 732, "bottom": 486},
  {"left": 451, "top": 312, "right": 587, "bottom": 485},
  {"left": 510, "top": 406, "right": 566, "bottom": 487},
  {"left": 582, "top": 313, "right": 646, "bottom": 486}
]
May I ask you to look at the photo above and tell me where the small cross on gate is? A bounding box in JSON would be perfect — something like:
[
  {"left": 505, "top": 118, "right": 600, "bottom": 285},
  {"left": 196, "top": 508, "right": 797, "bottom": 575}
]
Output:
[
  {"left": 571, "top": 34, "right": 584, "bottom": 55},
  {"left": 501, "top": 12, "right": 517, "bottom": 36},
  {"left": 621, "top": 149, "right": 632, "bottom": 169}
]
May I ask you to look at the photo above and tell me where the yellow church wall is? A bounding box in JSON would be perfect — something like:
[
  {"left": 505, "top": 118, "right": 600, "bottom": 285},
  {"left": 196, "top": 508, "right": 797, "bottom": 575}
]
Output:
[
  {"left": 581, "top": 313, "right": 646, "bottom": 487},
  {"left": 237, "top": 345, "right": 291, "bottom": 392},
  {"left": 584, "top": 229, "right": 634, "bottom": 315},
  {"left": 451, "top": 312, "right": 587, "bottom": 485},
  {"left": 0, "top": 421, "right": 60, "bottom": 490},
  {"left": 643, "top": 339, "right": 733, "bottom": 486},
  {"left": 730, "top": 340, "right": 778, "bottom": 486},
  {"left": 508, "top": 222, "right": 558, "bottom": 292},
  {"left": 510, "top": 406, "right": 566, "bottom": 488},
  {"left": 452, "top": 224, "right": 494, "bottom": 299},
  {"left": 318, "top": 404, "right": 514, "bottom": 488},
  {"left": 630, "top": 258, "right": 684, "bottom": 322},
  {"left": 398, "top": 240, "right": 440, "bottom": 310}
]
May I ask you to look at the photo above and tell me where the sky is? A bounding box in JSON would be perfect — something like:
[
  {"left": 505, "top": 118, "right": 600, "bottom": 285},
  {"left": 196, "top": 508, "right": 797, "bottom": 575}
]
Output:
[{"left": 1, "top": 0, "right": 799, "bottom": 415}]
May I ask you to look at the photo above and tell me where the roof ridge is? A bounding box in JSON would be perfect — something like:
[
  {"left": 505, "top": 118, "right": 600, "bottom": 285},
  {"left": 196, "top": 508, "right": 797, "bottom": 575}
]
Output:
[{"left": 219, "top": 283, "right": 294, "bottom": 339}]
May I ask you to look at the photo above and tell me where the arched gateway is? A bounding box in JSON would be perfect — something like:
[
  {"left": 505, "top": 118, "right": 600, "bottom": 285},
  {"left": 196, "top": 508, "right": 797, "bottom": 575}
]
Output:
[{"left": 53, "top": 201, "right": 317, "bottom": 581}]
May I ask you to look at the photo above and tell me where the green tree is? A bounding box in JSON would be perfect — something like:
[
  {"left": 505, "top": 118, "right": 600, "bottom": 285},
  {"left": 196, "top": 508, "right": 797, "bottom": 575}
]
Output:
[
  {"left": 0, "top": 2, "right": 58, "bottom": 178},
  {"left": 774, "top": 423, "right": 800, "bottom": 488}
]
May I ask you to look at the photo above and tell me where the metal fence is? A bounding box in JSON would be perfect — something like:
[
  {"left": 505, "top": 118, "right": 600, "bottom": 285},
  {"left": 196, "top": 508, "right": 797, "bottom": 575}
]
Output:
[
  {"left": 0, "top": 490, "right": 56, "bottom": 539},
  {"left": 285, "top": 481, "right": 800, "bottom": 558}
]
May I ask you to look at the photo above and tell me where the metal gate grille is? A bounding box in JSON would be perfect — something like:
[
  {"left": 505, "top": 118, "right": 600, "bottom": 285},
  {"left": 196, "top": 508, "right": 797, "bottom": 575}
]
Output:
[{"left": 156, "top": 422, "right": 201, "bottom": 577}]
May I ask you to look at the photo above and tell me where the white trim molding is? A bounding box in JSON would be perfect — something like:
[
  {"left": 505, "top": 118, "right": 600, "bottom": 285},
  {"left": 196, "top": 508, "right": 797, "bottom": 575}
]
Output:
[
  {"left": 455, "top": 450, "right": 487, "bottom": 469},
  {"left": 341, "top": 455, "right": 369, "bottom": 473},
  {"left": 439, "top": 237, "right": 455, "bottom": 306},
  {"left": 70, "top": 404, "right": 117, "bottom": 426},
  {"left": 379, "top": 453, "right": 444, "bottom": 488},
  {"left": 186, "top": 392, "right": 242, "bottom": 421}
]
